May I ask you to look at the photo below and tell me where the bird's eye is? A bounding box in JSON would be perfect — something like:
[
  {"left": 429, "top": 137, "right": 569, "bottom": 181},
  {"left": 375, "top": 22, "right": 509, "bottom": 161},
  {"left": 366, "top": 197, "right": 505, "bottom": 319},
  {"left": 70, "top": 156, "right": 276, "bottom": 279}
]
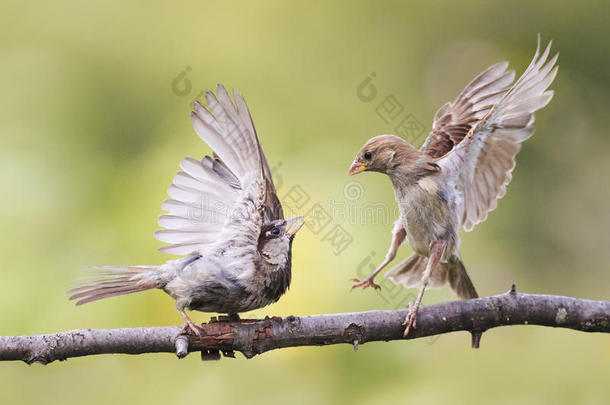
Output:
[
  {"left": 267, "top": 227, "right": 281, "bottom": 238},
  {"left": 363, "top": 151, "right": 372, "bottom": 160}
]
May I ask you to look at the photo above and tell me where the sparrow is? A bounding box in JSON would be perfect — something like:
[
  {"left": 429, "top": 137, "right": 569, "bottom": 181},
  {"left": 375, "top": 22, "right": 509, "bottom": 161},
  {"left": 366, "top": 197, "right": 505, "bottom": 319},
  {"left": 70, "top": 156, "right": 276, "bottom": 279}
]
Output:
[
  {"left": 348, "top": 37, "right": 558, "bottom": 335},
  {"left": 70, "top": 85, "right": 304, "bottom": 335}
]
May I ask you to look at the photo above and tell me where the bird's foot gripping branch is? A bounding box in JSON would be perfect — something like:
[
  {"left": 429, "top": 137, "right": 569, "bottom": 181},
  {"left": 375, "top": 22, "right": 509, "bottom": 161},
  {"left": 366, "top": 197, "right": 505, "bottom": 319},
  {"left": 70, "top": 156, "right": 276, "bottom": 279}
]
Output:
[{"left": 1, "top": 287, "right": 609, "bottom": 365}]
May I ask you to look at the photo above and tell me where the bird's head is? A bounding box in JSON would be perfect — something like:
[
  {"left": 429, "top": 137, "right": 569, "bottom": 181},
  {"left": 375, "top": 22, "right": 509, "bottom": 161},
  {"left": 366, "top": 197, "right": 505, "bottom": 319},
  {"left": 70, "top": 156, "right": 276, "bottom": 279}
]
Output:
[
  {"left": 258, "top": 216, "right": 304, "bottom": 267},
  {"left": 348, "top": 135, "right": 422, "bottom": 176},
  {"left": 256, "top": 216, "right": 304, "bottom": 302},
  {"left": 348, "top": 135, "right": 440, "bottom": 176}
]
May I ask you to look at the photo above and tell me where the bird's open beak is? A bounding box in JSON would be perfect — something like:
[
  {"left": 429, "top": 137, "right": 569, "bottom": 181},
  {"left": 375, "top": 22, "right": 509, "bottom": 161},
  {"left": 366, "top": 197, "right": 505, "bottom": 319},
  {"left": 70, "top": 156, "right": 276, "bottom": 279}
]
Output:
[
  {"left": 348, "top": 161, "right": 366, "bottom": 176},
  {"left": 285, "top": 216, "right": 305, "bottom": 236}
]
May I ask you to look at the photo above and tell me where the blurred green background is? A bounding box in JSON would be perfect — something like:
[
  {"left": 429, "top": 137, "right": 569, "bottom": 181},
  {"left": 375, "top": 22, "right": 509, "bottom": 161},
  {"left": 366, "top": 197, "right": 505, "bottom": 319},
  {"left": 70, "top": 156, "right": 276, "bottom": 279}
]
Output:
[{"left": 1, "top": 0, "right": 609, "bottom": 403}]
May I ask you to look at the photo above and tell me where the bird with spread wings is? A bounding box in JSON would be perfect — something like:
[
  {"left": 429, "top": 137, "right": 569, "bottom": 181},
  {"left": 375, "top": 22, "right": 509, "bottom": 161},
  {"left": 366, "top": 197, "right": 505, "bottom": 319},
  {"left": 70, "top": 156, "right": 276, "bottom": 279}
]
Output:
[
  {"left": 70, "top": 85, "right": 304, "bottom": 335},
  {"left": 348, "top": 37, "right": 558, "bottom": 335}
]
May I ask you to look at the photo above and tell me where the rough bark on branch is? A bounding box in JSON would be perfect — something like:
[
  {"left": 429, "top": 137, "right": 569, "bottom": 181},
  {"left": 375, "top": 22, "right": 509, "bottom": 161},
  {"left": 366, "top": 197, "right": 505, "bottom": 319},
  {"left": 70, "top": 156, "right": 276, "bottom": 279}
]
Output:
[{"left": 1, "top": 289, "right": 608, "bottom": 364}]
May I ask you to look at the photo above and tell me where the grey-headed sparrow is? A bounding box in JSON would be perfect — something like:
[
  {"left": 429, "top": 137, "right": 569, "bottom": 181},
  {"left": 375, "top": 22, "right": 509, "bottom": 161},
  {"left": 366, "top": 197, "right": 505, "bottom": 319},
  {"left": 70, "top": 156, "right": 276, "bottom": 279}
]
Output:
[
  {"left": 348, "top": 38, "right": 558, "bottom": 335},
  {"left": 70, "top": 85, "right": 304, "bottom": 334}
]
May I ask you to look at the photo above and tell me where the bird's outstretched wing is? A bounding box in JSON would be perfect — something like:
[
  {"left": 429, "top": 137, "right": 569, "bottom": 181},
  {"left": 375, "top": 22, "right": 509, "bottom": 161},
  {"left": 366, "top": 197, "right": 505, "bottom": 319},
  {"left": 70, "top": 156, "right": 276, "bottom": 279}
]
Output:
[
  {"left": 155, "top": 85, "right": 283, "bottom": 255},
  {"left": 438, "top": 38, "right": 558, "bottom": 231},
  {"left": 420, "top": 62, "right": 516, "bottom": 159}
]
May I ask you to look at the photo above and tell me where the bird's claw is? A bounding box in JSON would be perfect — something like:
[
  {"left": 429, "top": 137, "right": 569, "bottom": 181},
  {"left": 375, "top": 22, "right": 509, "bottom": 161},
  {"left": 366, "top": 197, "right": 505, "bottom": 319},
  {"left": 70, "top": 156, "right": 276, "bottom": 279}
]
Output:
[
  {"left": 183, "top": 320, "right": 204, "bottom": 337},
  {"left": 403, "top": 301, "right": 418, "bottom": 336},
  {"left": 351, "top": 278, "right": 381, "bottom": 291}
]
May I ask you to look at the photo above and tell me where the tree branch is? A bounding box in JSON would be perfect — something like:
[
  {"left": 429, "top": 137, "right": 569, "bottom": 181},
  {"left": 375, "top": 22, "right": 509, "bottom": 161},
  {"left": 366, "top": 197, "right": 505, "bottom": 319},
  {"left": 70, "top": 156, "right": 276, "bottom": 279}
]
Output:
[{"left": 1, "top": 288, "right": 609, "bottom": 364}]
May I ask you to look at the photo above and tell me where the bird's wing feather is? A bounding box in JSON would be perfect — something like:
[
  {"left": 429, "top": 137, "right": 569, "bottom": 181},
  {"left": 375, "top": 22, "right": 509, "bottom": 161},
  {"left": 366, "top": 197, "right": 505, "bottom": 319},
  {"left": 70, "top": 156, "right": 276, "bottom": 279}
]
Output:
[
  {"left": 439, "top": 37, "right": 558, "bottom": 231},
  {"left": 420, "top": 61, "right": 516, "bottom": 158},
  {"left": 155, "top": 85, "right": 282, "bottom": 255},
  {"left": 233, "top": 90, "right": 284, "bottom": 222}
]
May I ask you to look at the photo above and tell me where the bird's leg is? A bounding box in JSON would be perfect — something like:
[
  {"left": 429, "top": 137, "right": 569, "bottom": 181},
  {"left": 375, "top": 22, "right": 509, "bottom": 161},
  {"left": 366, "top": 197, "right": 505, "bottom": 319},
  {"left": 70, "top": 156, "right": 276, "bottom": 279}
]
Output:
[
  {"left": 403, "top": 240, "right": 446, "bottom": 336},
  {"left": 352, "top": 227, "right": 406, "bottom": 290},
  {"left": 179, "top": 308, "right": 203, "bottom": 337}
]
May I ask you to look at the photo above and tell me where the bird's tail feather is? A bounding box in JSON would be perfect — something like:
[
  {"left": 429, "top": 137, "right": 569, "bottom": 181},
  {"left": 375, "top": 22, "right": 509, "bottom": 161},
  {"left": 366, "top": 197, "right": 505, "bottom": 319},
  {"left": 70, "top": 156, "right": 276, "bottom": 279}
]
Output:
[
  {"left": 447, "top": 258, "right": 479, "bottom": 299},
  {"left": 385, "top": 254, "right": 478, "bottom": 299},
  {"left": 68, "top": 266, "right": 167, "bottom": 305}
]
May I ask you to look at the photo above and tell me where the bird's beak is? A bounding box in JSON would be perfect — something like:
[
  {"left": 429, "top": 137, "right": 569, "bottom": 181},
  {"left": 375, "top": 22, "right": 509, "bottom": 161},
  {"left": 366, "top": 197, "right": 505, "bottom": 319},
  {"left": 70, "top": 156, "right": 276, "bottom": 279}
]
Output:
[
  {"left": 348, "top": 161, "right": 366, "bottom": 176},
  {"left": 285, "top": 216, "right": 305, "bottom": 236}
]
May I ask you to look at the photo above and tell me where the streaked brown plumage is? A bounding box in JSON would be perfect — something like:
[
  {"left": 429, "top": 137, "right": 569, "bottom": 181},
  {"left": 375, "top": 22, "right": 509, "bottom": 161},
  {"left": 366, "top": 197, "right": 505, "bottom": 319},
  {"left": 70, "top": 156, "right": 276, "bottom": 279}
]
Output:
[
  {"left": 348, "top": 37, "right": 558, "bottom": 335},
  {"left": 69, "top": 85, "right": 304, "bottom": 334}
]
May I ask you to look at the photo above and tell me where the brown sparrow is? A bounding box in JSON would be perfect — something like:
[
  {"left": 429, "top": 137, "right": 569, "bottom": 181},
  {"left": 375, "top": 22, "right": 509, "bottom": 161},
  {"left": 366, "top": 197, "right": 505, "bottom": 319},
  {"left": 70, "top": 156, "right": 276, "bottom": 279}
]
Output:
[
  {"left": 70, "top": 85, "right": 304, "bottom": 334},
  {"left": 348, "top": 38, "right": 558, "bottom": 335}
]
